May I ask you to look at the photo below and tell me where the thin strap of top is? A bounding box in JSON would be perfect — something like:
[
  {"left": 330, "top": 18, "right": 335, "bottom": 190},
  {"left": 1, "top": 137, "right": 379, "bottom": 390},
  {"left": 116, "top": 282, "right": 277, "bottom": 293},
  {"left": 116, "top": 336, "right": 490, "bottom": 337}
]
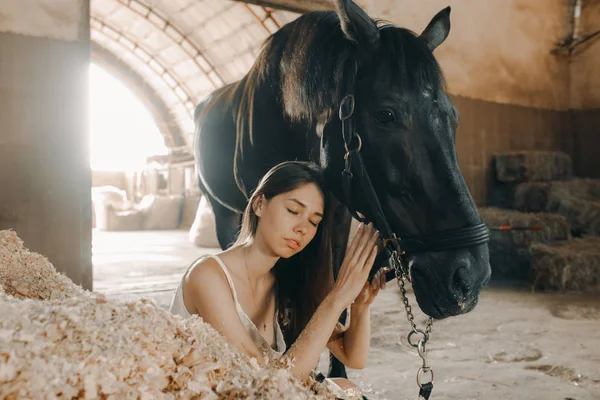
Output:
[
  {"left": 209, "top": 254, "right": 242, "bottom": 308},
  {"left": 170, "top": 254, "right": 290, "bottom": 355}
]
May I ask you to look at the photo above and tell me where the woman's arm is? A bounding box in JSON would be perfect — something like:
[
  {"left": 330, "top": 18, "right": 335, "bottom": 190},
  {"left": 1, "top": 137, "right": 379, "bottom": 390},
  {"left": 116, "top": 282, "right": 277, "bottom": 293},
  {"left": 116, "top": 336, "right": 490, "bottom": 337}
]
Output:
[
  {"left": 280, "top": 291, "right": 349, "bottom": 375},
  {"left": 184, "top": 258, "right": 267, "bottom": 364},
  {"left": 184, "top": 223, "right": 378, "bottom": 381},
  {"left": 281, "top": 223, "right": 379, "bottom": 380},
  {"left": 326, "top": 303, "right": 370, "bottom": 369},
  {"left": 326, "top": 268, "right": 386, "bottom": 369}
]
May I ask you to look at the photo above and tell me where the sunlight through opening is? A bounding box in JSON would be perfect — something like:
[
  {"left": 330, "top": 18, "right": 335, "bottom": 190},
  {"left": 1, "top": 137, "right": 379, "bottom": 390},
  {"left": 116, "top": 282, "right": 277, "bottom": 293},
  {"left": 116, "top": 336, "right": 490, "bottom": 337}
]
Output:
[{"left": 88, "top": 63, "right": 168, "bottom": 172}]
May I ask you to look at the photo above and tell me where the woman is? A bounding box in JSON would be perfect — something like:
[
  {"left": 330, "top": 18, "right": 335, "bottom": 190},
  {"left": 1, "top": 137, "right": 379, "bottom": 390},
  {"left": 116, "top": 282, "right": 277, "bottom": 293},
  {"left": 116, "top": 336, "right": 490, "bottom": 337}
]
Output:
[{"left": 169, "top": 161, "right": 386, "bottom": 398}]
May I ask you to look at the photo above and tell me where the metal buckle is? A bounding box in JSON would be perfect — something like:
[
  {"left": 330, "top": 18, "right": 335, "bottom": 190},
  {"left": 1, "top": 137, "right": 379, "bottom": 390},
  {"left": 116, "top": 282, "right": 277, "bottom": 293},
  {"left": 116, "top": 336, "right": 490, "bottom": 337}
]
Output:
[
  {"left": 344, "top": 151, "right": 352, "bottom": 173},
  {"left": 343, "top": 133, "right": 362, "bottom": 154},
  {"left": 339, "top": 94, "right": 355, "bottom": 121}
]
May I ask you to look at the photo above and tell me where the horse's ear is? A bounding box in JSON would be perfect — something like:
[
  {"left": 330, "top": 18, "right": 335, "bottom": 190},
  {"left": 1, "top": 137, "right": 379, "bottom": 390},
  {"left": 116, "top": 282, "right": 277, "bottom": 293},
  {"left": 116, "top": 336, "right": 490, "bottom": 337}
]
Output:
[
  {"left": 336, "top": 0, "right": 379, "bottom": 47},
  {"left": 419, "top": 6, "right": 451, "bottom": 51}
]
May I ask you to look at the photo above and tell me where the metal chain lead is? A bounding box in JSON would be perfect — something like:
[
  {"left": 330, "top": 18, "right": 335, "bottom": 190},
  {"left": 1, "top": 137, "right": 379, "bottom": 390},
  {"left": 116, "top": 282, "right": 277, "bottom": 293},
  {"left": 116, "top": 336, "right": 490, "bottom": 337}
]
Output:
[
  {"left": 392, "top": 253, "right": 433, "bottom": 339},
  {"left": 391, "top": 251, "right": 435, "bottom": 398}
]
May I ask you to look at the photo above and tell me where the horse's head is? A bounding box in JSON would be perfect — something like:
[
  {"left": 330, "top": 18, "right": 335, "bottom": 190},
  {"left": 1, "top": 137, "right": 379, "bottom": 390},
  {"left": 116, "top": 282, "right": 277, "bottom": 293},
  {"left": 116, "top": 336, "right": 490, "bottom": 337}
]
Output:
[{"left": 318, "top": 1, "right": 491, "bottom": 319}]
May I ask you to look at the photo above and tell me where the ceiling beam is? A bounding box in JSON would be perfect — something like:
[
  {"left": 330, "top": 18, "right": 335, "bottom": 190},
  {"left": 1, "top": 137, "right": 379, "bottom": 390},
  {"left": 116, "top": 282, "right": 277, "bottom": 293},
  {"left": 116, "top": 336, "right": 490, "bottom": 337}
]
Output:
[{"left": 233, "top": 0, "right": 335, "bottom": 13}]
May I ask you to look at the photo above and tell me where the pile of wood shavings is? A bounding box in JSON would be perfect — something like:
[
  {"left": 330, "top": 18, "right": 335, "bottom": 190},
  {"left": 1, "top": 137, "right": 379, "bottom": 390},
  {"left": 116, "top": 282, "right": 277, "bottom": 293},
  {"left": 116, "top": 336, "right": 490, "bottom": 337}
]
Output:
[
  {"left": 0, "top": 230, "right": 339, "bottom": 399},
  {"left": 0, "top": 231, "right": 84, "bottom": 300}
]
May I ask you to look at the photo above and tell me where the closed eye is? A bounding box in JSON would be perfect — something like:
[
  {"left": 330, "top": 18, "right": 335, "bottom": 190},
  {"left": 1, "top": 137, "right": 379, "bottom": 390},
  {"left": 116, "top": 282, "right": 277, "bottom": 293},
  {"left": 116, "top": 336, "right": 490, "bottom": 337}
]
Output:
[{"left": 288, "top": 209, "right": 320, "bottom": 227}]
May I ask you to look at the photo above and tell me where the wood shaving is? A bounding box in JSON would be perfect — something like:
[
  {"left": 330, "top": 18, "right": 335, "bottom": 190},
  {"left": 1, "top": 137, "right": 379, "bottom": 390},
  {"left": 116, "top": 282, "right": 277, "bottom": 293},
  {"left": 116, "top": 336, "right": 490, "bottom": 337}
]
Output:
[
  {"left": 0, "top": 230, "right": 346, "bottom": 399},
  {"left": 0, "top": 231, "right": 84, "bottom": 300}
]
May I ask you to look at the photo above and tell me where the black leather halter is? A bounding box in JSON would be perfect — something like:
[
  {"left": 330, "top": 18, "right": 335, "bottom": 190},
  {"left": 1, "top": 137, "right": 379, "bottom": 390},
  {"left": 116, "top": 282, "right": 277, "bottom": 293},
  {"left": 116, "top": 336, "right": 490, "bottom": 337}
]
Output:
[{"left": 336, "top": 59, "right": 490, "bottom": 282}]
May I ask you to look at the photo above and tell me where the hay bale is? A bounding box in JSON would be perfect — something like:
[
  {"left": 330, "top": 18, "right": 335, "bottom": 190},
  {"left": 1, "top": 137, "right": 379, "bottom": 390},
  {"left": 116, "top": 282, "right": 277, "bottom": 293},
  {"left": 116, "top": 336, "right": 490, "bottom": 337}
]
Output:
[
  {"left": 512, "top": 182, "right": 553, "bottom": 212},
  {"left": 510, "top": 179, "right": 600, "bottom": 211},
  {"left": 490, "top": 183, "right": 518, "bottom": 209},
  {"left": 140, "top": 194, "right": 184, "bottom": 230},
  {"left": 494, "top": 151, "right": 572, "bottom": 183},
  {"left": 479, "top": 207, "right": 571, "bottom": 280},
  {"left": 553, "top": 178, "right": 600, "bottom": 200},
  {"left": 545, "top": 187, "right": 600, "bottom": 237},
  {"left": 490, "top": 179, "right": 600, "bottom": 237},
  {"left": 491, "top": 182, "right": 551, "bottom": 211},
  {"left": 103, "top": 207, "right": 146, "bottom": 231},
  {"left": 531, "top": 237, "right": 600, "bottom": 292},
  {"left": 0, "top": 230, "right": 343, "bottom": 400},
  {"left": 549, "top": 180, "right": 600, "bottom": 232}
]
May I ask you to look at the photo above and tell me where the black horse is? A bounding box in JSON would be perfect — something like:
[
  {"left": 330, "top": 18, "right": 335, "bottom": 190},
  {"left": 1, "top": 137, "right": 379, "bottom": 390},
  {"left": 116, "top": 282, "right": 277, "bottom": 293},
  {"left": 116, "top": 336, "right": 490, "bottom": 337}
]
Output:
[{"left": 193, "top": 0, "right": 491, "bottom": 378}]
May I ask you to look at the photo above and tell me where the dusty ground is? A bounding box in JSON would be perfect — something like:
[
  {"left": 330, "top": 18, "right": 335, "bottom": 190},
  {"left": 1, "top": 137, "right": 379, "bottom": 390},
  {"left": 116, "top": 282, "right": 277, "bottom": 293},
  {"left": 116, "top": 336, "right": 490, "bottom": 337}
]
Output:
[{"left": 93, "top": 230, "right": 600, "bottom": 400}]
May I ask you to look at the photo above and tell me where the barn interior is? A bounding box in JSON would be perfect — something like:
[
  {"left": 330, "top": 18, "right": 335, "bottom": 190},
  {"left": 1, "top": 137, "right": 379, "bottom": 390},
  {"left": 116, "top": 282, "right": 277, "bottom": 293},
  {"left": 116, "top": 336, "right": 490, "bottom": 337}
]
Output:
[{"left": 1, "top": 0, "right": 599, "bottom": 399}]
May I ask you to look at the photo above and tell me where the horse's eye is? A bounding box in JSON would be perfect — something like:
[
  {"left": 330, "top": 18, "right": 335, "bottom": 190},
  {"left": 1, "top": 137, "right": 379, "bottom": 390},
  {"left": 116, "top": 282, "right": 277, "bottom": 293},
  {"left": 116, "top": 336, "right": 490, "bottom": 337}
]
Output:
[{"left": 375, "top": 109, "right": 396, "bottom": 125}]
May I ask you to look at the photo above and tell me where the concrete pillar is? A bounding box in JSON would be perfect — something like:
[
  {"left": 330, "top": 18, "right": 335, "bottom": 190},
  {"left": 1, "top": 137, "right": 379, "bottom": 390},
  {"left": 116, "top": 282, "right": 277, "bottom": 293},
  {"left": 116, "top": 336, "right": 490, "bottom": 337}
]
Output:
[{"left": 0, "top": 1, "right": 92, "bottom": 289}]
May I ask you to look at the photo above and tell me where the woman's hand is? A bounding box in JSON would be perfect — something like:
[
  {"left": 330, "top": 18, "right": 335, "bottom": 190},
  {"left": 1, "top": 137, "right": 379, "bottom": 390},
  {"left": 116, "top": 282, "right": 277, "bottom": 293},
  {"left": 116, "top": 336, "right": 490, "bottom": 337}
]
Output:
[
  {"left": 352, "top": 266, "right": 389, "bottom": 307},
  {"left": 281, "top": 224, "right": 380, "bottom": 379},
  {"left": 330, "top": 222, "right": 379, "bottom": 308}
]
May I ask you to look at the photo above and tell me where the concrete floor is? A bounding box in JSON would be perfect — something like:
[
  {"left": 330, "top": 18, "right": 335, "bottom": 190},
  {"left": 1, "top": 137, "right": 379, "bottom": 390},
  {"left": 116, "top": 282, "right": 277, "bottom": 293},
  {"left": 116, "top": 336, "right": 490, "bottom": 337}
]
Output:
[
  {"left": 92, "top": 230, "right": 600, "bottom": 400},
  {"left": 93, "top": 229, "right": 214, "bottom": 307}
]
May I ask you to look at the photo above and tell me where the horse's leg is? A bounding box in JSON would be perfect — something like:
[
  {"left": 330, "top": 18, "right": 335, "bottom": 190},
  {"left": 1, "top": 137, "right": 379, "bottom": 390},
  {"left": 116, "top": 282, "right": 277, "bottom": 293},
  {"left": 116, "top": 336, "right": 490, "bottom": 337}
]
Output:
[
  {"left": 206, "top": 194, "right": 242, "bottom": 250},
  {"left": 328, "top": 201, "right": 353, "bottom": 379}
]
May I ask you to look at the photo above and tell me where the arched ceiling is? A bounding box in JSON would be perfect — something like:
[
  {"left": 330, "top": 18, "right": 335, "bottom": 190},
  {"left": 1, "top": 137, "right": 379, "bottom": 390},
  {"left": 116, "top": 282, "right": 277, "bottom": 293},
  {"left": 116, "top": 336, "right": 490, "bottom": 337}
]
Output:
[{"left": 90, "top": 0, "right": 301, "bottom": 155}]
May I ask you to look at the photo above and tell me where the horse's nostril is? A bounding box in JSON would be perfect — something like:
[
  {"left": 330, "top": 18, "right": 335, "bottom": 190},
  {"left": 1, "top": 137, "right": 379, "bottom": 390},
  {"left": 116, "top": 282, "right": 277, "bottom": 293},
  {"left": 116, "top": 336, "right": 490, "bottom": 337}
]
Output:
[{"left": 451, "top": 266, "right": 471, "bottom": 298}]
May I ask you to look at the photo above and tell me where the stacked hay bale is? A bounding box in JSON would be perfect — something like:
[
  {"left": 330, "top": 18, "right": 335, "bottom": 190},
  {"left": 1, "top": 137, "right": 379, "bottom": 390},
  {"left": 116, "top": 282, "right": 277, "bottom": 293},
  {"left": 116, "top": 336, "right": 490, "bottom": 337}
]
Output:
[
  {"left": 0, "top": 230, "right": 343, "bottom": 399},
  {"left": 493, "top": 151, "right": 572, "bottom": 184},
  {"left": 492, "top": 178, "right": 600, "bottom": 236},
  {"left": 479, "top": 208, "right": 570, "bottom": 280},
  {"left": 531, "top": 238, "right": 600, "bottom": 291},
  {"left": 492, "top": 151, "right": 600, "bottom": 237},
  {"left": 486, "top": 151, "right": 600, "bottom": 291}
]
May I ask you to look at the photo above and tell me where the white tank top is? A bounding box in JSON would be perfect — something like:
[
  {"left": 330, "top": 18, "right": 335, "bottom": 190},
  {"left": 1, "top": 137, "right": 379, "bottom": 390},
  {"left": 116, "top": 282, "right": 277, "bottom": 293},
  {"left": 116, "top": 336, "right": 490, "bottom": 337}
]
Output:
[
  {"left": 169, "top": 254, "right": 287, "bottom": 356},
  {"left": 170, "top": 255, "right": 353, "bottom": 399}
]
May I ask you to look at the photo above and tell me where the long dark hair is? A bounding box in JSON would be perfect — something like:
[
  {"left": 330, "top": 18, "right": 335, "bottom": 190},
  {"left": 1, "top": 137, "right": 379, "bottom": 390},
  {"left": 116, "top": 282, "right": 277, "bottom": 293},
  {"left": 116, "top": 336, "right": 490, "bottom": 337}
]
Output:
[{"left": 233, "top": 161, "right": 334, "bottom": 346}]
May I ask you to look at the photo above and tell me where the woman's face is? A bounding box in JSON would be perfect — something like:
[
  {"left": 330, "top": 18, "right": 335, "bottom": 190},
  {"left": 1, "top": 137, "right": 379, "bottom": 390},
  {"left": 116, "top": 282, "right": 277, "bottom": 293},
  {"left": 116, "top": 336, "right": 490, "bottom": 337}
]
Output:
[{"left": 255, "top": 183, "right": 325, "bottom": 258}]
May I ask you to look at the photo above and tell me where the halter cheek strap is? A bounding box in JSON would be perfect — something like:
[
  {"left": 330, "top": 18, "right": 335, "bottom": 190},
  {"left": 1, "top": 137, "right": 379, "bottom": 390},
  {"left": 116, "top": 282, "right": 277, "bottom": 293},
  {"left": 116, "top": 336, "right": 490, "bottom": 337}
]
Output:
[{"left": 336, "top": 58, "right": 489, "bottom": 283}]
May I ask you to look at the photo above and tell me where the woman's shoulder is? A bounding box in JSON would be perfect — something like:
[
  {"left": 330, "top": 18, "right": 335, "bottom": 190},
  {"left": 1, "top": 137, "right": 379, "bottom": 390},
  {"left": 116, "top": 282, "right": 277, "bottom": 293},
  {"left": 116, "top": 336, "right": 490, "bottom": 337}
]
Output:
[
  {"left": 184, "top": 254, "right": 230, "bottom": 289},
  {"left": 182, "top": 254, "right": 242, "bottom": 312}
]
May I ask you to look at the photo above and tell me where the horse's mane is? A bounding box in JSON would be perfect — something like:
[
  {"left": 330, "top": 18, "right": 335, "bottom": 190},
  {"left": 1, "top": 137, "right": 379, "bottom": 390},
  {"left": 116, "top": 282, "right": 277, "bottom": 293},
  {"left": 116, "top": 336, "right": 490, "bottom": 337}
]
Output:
[
  {"left": 242, "top": 11, "right": 448, "bottom": 124},
  {"left": 227, "top": 10, "right": 450, "bottom": 197}
]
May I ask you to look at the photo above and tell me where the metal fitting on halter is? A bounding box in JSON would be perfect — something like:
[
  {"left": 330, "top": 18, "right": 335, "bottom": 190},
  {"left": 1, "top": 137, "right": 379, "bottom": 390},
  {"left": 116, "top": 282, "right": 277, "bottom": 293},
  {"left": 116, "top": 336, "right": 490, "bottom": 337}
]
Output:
[
  {"left": 344, "top": 133, "right": 362, "bottom": 154},
  {"left": 343, "top": 134, "right": 362, "bottom": 174},
  {"left": 339, "top": 94, "right": 355, "bottom": 121}
]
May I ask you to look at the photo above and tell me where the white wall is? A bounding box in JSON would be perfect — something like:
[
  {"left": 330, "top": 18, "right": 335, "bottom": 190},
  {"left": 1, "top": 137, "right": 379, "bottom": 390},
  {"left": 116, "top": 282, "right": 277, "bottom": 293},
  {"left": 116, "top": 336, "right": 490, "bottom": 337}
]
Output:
[
  {"left": 365, "top": 0, "right": 570, "bottom": 110},
  {"left": 0, "top": 0, "right": 88, "bottom": 41}
]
